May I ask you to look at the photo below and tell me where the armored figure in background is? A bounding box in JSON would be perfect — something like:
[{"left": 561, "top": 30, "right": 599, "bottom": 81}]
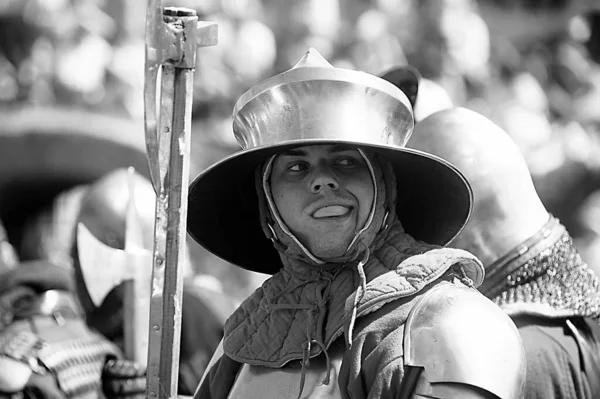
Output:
[
  {"left": 410, "top": 107, "right": 600, "bottom": 399},
  {"left": 0, "top": 107, "right": 152, "bottom": 399},
  {"left": 71, "top": 168, "right": 233, "bottom": 395},
  {"left": 0, "top": 107, "right": 233, "bottom": 397},
  {"left": 1, "top": 167, "right": 233, "bottom": 398}
]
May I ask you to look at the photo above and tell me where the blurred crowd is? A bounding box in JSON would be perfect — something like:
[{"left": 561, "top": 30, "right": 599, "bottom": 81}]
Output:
[{"left": 2, "top": 0, "right": 600, "bottom": 300}]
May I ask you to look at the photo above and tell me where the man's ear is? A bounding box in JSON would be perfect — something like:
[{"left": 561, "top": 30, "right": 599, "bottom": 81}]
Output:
[{"left": 379, "top": 65, "right": 421, "bottom": 109}]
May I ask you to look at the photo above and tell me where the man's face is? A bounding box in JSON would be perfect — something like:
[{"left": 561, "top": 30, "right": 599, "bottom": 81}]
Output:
[{"left": 270, "top": 144, "right": 375, "bottom": 259}]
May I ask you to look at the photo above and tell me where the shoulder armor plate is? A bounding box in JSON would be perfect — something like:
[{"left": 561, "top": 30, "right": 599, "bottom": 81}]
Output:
[{"left": 404, "top": 282, "right": 525, "bottom": 399}]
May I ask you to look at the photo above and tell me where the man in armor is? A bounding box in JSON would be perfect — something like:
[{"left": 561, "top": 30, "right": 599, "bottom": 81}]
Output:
[
  {"left": 72, "top": 167, "right": 234, "bottom": 395},
  {"left": 190, "top": 49, "right": 525, "bottom": 398},
  {"left": 0, "top": 107, "right": 150, "bottom": 398},
  {"left": 0, "top": 107, "right": 232, "bottom": 397},
  {"left": 409, "top": 107, "right": 600, "bottom": 399},
  {"left": 11, "top": 168, "right": 232, "bottom": 398}
]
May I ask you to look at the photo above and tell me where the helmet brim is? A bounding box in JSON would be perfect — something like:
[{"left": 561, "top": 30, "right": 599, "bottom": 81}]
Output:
[{"left": 187, "top": 140, "right": 472, "bottom": 275}]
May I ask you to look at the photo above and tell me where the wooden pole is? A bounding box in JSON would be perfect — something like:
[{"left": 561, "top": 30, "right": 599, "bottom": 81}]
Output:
[{"left": 143, "top": 6, "right": 217, "bottom": 399}]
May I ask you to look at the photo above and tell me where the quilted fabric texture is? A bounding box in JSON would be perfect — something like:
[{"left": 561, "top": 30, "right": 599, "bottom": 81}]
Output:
[{"left": 223, "top": 220, "right": 483, "bottom": 367}]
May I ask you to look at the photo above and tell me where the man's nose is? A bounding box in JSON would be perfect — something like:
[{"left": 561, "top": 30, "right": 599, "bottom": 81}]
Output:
[{"left": 310, "top": 167, "right": 339, "bottom": 193}]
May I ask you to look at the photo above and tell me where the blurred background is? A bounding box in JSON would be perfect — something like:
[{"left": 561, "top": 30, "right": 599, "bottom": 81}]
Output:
[{"left": 2, "top": 0, "right": 600, "bottom": 303}]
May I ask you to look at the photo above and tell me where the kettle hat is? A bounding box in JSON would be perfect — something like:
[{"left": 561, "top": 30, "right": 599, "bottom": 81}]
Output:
[{"left": 187, "top": 49, "right": 472, "bottom": 274}]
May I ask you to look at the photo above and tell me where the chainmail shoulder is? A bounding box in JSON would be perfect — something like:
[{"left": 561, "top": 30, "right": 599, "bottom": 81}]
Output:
[{"left": 490, "top": 232, "right": 600, "bottom": 319}]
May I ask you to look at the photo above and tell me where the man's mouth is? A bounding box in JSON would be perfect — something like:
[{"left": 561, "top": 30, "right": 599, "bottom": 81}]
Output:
[{"left": 312, "top": 205, "right": 352, "bottom": 219}]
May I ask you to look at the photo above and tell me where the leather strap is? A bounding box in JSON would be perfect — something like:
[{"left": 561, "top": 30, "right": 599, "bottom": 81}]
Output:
[{"left": 398, "top": 366, "right": 423, "bottom": 399}]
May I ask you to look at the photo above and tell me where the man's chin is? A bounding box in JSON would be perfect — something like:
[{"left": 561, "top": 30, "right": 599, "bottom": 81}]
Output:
[{"left": 309, "top": 241, "right": 350, "bottom": 260}]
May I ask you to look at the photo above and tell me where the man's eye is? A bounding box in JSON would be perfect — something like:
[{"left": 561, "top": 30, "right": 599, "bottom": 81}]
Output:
[
  {"left": 337, "top": 157, "right": 358, "bottom": 166},
  {"left": 288, "top": 162, "right": 308, "bottom": 171}
]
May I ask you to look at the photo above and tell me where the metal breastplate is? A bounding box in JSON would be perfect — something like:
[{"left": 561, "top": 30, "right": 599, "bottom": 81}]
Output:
[{"left": 228, "top": 342, "right": 344, "bottom": 399}]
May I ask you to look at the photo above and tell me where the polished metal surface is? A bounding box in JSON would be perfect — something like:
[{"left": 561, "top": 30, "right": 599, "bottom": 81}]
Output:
[
  {"left": 232, "top": 48, "right": 414, "bottom": 151},
  {"left": 404, "top": 282, "right": 526, "bottom": 399}
]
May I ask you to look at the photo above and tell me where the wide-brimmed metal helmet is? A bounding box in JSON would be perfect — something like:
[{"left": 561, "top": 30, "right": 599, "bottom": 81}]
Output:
[{"left": 187, "top": 48, "right": 472, "bottom": 275}]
